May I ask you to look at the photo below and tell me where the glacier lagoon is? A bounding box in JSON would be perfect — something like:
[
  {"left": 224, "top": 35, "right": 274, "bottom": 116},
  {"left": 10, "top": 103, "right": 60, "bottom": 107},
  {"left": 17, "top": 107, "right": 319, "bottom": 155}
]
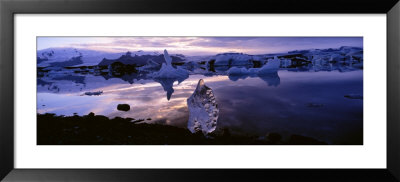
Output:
[{"left": 37, "top": 68, "right": 363, "bottom": 144}]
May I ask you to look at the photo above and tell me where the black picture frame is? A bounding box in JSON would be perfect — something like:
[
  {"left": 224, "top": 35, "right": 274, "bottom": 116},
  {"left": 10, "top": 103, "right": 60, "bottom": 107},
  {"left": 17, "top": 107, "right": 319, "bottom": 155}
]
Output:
[{"left": 1, "top": 0, "right": 399, "bottom": 181}]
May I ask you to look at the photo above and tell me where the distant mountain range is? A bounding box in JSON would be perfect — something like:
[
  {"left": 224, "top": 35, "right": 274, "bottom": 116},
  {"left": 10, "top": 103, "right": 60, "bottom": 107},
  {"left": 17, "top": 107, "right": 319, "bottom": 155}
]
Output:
[
  {"left": 37, "top": 48, "right": 162, "bottom": 67},
  {"left": 97, "top": 52, "right": 185, "bottom": 67}
]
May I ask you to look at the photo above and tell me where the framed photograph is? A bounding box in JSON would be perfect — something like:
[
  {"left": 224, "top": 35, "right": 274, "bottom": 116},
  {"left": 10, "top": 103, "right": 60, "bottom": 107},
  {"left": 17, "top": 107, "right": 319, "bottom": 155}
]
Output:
[{"left": 1, "top": 0, "right": 399, "bottom": 181}]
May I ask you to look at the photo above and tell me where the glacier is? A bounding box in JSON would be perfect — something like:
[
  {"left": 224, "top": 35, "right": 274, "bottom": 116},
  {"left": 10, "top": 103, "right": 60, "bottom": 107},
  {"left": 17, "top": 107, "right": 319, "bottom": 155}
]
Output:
[{"left": 187, "top": 79, "right": 219, "bottom": 134}]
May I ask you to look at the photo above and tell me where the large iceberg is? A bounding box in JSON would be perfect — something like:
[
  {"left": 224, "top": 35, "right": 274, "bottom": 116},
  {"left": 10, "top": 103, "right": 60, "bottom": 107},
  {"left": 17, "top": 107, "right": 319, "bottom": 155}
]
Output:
[
  {"left": 187, "top": 79, "right": 219, "bottom": 134},
  {"left": 227, "top": 56, "right": 280, "bottom": 76},
  {"left": 226, "top": 57, "right": 281, "bottom": 86},
  {"left": 152, "top": 49, "right": 189, "bottom": 79},
  {"left": 151, "top": 49, "right": 189, "bottom": 101}
]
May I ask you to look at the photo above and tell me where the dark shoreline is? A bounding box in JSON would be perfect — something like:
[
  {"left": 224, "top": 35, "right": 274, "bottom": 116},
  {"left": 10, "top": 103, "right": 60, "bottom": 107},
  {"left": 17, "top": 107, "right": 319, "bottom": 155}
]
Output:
[{"left": 37, "top": 113, "right": 328, "bottom": 145}]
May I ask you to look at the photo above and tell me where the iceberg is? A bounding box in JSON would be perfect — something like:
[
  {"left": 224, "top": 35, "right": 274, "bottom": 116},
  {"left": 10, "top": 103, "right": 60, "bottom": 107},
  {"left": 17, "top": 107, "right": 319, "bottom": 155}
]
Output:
[
  {"left": 227, "top": 67, "right": 259, "bottom": 76},
  {"left": 227, "top": 67, "right": 249, "bottom": 75},
  {"left": 227, "top": 56, "right": 280, "bottom": 76},
  {"left": 257, "top": 56, "right": 280, "bottom": 75},
  {"left": 151, "top": 50, "right": 189, "bottom": 100},
  {"left": 226, "top": 57, "right": 281, "bottom": 86},
  {"left": 187, "top": 79, "right": 219, "bottom": 134},
  {"left": 214, "top": 53, "right": 252, "bottom": 66},
  {"left": 152, "top": 49, "right": 189, "bottom": 79}
]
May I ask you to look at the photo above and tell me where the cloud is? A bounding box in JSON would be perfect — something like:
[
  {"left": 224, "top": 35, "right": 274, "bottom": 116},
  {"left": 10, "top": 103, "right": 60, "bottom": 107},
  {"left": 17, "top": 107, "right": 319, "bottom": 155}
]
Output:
[{"left": 38, "top": 37, "right": 363, "bottom": 56}]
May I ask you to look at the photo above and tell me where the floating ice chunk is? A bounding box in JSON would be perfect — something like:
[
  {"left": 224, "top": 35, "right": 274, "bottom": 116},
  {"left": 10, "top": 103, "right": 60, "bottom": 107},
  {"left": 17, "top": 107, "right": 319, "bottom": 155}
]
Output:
[
  {"left": 227, "top": 67, "right": 249, "bottom": 75},
  {"left": 153, "top": 63, "right": 189, "bottom": 78},
  {"left": 257, "top": 56, "right": 280, "bottom": 75},
  {"left": 227, "top": 67, "right": 260, "bottom": 75},
  {"left": 84, "top": 91, "right": 103, "bottom": 96},
  {"left": 152, "top": 49, "right": 189, "bottom": 79},
  {"left": 248, "top": 68, "right": 259, "bottom": 74},
  {"left": 227, "top": 56, "right": 279, "bottom": 77},
  {"left": 187, "top": 79, "right": 219, "bottom": 134}
]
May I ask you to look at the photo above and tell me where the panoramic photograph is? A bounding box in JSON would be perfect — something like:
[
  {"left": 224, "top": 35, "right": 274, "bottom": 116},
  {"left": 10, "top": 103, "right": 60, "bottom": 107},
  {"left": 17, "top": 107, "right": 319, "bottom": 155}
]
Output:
[{"left": 36, "top": 37, "right": 363, "bottom": 145}]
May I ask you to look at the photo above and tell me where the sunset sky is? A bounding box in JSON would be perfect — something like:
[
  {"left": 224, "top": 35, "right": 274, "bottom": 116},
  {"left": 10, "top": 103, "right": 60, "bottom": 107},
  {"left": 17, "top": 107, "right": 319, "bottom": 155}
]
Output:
[{"left": 37, "top": 37, "right": 363, "bottom": 56}]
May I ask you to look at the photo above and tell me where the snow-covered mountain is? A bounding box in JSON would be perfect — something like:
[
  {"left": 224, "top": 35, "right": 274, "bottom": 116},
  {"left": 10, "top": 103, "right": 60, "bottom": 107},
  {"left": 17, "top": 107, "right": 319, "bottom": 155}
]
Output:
[{"left": 37, "top": 48, "right": 161, "bottom": 67}]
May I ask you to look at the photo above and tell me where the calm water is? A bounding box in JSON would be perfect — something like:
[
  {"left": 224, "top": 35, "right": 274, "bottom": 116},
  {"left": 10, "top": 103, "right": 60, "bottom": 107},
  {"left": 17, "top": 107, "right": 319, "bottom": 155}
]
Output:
[{"left": 37, "top": 69, "right": 363, "bottom": 144}]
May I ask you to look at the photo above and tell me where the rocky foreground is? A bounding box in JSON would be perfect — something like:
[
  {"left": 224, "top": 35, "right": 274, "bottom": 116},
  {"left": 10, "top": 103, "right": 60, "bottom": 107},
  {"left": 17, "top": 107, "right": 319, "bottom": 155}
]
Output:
[{"left": 37, "top": 113, "right": 327, "bottom": 145}]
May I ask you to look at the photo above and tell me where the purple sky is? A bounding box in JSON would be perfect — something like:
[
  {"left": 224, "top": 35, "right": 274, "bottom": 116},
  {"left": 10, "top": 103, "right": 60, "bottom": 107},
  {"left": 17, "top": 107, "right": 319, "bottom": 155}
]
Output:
[{"left": 37, "top": 37, "right": 363, "bottom": 56}]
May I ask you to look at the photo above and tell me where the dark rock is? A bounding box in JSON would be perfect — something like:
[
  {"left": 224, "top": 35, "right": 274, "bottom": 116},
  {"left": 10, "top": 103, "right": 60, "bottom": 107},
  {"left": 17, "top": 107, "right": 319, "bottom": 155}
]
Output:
[
  {"left": 107, "top": 61, "right": 137, "bottom": 77},
  {"left": 37, "top": 113, "right": 334, "bottom": 145},
  {"left": 288, "top": 134, "right": 327, "bottom": 145},
  {"left": 117, "top": 104, "right": 130, "bottom": 111},
  {"left": 267, "top": 133, "right": 282, "bottom": 143},
  {"left": 252, "top": 60, "right": 262, "bottom": 68},
  {"left": 88, "top": 112, "right": 95, "bottom": 117},
  {"left": 84, "top": 91, "right": 103, "bottom": 96},
  {"left": 222, "top": 128, "right": 231, "bottom": 137}
]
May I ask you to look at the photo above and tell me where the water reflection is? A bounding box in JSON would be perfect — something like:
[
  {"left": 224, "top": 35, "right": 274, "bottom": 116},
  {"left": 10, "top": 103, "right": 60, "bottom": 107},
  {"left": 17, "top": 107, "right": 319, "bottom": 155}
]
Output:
[
  {"left": 229, "top": 72, "right": 280, "bottom": 87},
  {"left": 37, "top": 60, "right": 363, "bottom": 144},
  {"left": 153, "top": 76, "right": 188, "bottom": 101}
]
